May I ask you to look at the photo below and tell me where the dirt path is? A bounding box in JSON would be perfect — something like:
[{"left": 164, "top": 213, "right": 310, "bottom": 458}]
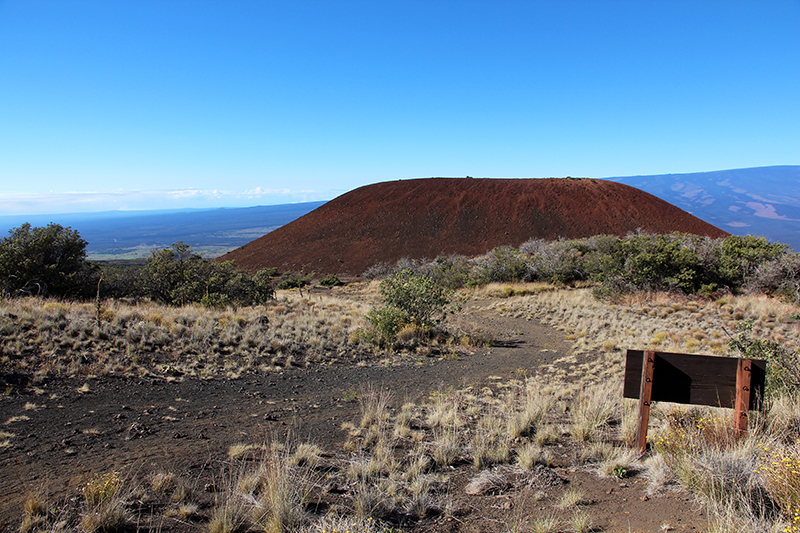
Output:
[{"left": 0, "top": 299, "right": 705, "bottom": 532}]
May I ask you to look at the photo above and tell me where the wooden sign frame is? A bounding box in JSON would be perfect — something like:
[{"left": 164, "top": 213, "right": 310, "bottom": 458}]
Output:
[{"left": 623, "top": 349, "right": 766, "bottom": 453}]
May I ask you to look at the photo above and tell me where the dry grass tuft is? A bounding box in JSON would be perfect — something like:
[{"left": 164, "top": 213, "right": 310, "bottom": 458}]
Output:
[
  {"left": 530, "top": 513, "right": 560, "bottom": 533},
  {"left": 20, "top": 492, "right": 48, "bottom": 533},
  {"left": 79, "top": 471, "right": 129, "bottom": 533},
  {"left": 464, "top": 470, "right": 509, "bottom": 496},
  {"left": 571, "top": 510, "right": 593, "bottom": 533},
  {"left": 228, "top": 442, "right": 257, "bottom": 460},
  {"left": 0, "top": 293, "right": 371, "bottom": 381},
  {"left": 570, "top": 384, "right": 621, "bottom": 442},
  {"left": 557, "top": 486, "right": 584, "bottom": 509}
]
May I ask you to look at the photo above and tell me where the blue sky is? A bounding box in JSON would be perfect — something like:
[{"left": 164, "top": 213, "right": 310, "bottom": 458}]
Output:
[{"left": 1, "top": 1, "right": 798, "bottom": 215}]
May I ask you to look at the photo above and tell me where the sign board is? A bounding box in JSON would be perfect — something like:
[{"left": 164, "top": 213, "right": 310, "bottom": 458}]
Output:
[
  {"left": 623, "top": 349, "right": 766, "bottom": 453},
  {"left": 623, "top": 349, "right": 766, "bottom": 410}
]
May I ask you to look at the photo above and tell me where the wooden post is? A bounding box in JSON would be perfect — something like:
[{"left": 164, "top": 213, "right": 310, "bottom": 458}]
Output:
[
  {"left": 635, "top": 351, "right": 655, "bottom": 454},
  {"left": 734, "top": 358, "right": 752, "bottom": 437}
]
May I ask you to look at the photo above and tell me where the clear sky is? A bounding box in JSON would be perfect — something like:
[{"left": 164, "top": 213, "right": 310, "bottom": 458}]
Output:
[{"left": 1, "top": 1, "right": 798, "bottom": 215}]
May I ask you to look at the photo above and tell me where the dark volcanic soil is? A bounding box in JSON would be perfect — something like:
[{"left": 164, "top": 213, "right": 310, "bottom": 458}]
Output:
[
  {"left": 0, "top": 301, "right": 706, "bottom": 533},
  {"left": 220, "top": 177, "right": 729, "bottom": 275}
]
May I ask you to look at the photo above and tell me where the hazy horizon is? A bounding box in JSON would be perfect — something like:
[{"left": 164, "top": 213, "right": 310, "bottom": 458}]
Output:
[{"left": 5, "top": 165, "right": 800, "bottom": 219}]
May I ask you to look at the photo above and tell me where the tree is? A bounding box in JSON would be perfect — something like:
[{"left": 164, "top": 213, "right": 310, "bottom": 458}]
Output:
[
  {"left": 139, "top": 242, "right": 206, "bottom": 305},
  {"left": 252, "top": 268, "right": 277, "bottom": 302},
  {"left": 138, "top": 242, "right": 275, "bottom": 306},
  {"left": 0, "top": 223, "right": 94, "bottom": 297}
]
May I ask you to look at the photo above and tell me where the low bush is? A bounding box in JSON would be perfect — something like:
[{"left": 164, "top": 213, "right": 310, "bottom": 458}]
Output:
[
  {"left": 379, "top": 269, "right": 452, "bottom": 328},
  {"left": 473, "top": 246, "right": 531, "bottom": 284},
  {"left": 319, "top": 274, "right": 343, "bottom": 287},
  {"left": 365, "top": 306, "right": 406, "bottom": 344},
  {"left": 364, "top": 232, "right": 799, "bottom": 299},
  {"left": 365, "top": 269, "right": 454, "bottom": 345},
  {"left": 728, "top": 320, "right": 800, "bottom": 399},
  {"left": 127, "top": 242, "right": 275, "bottom": 307},
  {"left": 276, "top": 272, "right": 312, "bottom": 291}
]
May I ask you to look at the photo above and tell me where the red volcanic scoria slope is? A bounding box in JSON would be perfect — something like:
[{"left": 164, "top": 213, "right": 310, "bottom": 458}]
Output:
[{"left": 219, "top": 178, "right": 729, "bottom": 276}]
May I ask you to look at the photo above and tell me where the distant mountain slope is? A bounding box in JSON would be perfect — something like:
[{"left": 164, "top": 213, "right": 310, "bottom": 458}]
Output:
[
  {"left": 219, "top": 177, "right": 727, "bottom": 276},
  {"left": 0, "top": 202, "right": 326, "bottom": 259},
  {"left": 605, "top": 166, "right": 800, "bottom": 250}
]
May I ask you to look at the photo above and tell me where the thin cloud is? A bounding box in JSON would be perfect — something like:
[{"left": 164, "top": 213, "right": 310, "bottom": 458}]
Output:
[{"left": 0, "top": 188, "right": 338, "bottom": 215}]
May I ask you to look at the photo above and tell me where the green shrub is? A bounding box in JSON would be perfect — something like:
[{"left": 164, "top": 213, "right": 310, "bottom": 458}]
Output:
[
  {"left": 728, "top": 320, "right": 800, "bottom": 399},
  {"left": 98, "top": 261, "right": 145, "bottom": 300},
  {"left": 276, "top": 272, "right": 312, "bottom": 291},
  {"left": 379, "top": 269, "right": 452, "bottom": 328},
  {"left": 0, "top": 223, "right": 95, "bottom": 298},
  {"left": 366, "top": 269, "right": 453, "bottom": 344},
  {"left": 716, "top": 235, "right": 787, "bottom": 289},
  {"left": 523, "top": 238, "right": 592, "bottom": 285},
  {"left": 252, "top": 268, "right": 276, "bottom": 302},
  {"left": 138, "top": 242, "right": 273, "bottom": 307},
  {"left": 426, "top": 255, "right": 472, "bottom": 289},
  {"left": 139, "top": 242, "right": 205, "bottom": 305},
  {"left": 365, "top": 306, "right": 406, "bottom": 344},
  {"left": 621, "top": 234, "right": 699, "bottom": 292},
  {"left": 319, "top": 274, "right": 343, "bottom": 287},
  {"left": 475, "top": 246, "right": 530, "bottom": 283},
  {"left": 368, "top": 232, "right": 795, "bottom": 299}
]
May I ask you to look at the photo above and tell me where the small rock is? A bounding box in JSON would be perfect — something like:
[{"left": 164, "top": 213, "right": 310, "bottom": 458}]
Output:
[{"left": 125, "top": 422, "right": 150, "bottom": 440}]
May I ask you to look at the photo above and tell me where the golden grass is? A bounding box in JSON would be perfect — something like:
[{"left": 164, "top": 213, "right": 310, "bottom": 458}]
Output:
[
  {"left": 484, "top": 287, "right": 800, "bottom": 388},
  {"left": 79, "top": 471, "right": 129, "bottom": 533},
  {"left": 0, "top": 293, "right": 371, "bottom": 381},
  {"left": 557, "top": 487, "right": 584, "bottom": 509},
  {"left": 228, "top": 442, "right": 258, "bottom": 460},
  {"left": 8, "top": 283, "right": 800, "bottom": 532},
  {"left": 20, "top": 491, "right": 47, "bottom": 533}
]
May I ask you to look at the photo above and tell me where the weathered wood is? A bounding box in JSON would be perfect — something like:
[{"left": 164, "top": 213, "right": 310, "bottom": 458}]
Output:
[
  {"left": 734, "top": 358, "right": 752, "bottom": 436},
  {"left": 623, "top": 350, "right": 765, "bottom": 409},
  {"left": 635, "top": 351, "right": 655, "bottom": 454}
]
